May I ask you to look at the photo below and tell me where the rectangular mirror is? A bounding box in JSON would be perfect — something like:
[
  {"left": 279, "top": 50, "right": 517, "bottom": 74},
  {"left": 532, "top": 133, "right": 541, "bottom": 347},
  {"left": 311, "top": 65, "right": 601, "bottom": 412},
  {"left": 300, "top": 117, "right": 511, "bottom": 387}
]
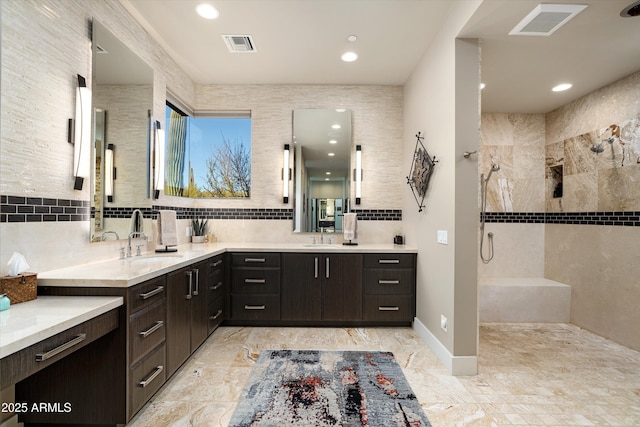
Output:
[
  {"left": 292, "top": 109, "right": 352, "bottom": 233},
  {"left": 90, "top": 20, "right": 154, "bottom": 242}
]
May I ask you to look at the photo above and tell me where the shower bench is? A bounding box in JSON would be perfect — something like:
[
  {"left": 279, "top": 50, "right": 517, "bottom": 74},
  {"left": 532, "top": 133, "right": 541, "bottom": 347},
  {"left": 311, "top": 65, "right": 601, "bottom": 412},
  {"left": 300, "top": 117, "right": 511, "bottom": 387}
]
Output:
[{"left": 479, "top": 277, "right": 571, "bottom": 323}]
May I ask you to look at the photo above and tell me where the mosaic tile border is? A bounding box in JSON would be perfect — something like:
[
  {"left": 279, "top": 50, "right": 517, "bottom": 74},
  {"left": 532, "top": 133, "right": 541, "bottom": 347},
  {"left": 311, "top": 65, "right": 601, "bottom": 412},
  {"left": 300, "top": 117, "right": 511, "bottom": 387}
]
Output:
[
  {"left": 0, "top": 196, "right": 90, "bottom": 222},
  {"left": 483, "top": 211, "right": 640, "bottom": 227}
]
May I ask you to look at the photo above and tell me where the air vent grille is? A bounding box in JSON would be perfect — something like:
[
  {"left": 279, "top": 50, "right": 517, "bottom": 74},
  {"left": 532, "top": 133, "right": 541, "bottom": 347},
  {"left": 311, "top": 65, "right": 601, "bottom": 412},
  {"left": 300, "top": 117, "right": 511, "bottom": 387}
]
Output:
[
  {"left": 509, "top": 4, "right": 587, "bottom": 36},
  {"left": 222, "top": 35, "right": 256, "bottom": 53}
]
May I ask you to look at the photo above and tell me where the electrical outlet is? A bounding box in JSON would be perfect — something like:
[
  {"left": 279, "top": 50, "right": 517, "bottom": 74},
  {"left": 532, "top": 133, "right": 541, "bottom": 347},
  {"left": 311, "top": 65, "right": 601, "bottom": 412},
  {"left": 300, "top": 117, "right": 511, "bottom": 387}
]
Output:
[
  {"left": 437, "top": 230, "right": 448, "bottom": 244},
  {"left": 440, "top": 315, "right": 448, "bottom": 332}
]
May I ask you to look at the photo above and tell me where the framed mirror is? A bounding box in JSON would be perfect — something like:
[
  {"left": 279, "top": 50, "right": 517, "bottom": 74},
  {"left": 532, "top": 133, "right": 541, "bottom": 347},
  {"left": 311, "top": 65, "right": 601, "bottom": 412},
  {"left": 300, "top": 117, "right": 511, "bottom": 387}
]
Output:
[
  {"left": 90, "top": 20, "right": 154, "bottom": 242},
  {"left": 292, "top": 109, "right": 352, "bottom": 233}
]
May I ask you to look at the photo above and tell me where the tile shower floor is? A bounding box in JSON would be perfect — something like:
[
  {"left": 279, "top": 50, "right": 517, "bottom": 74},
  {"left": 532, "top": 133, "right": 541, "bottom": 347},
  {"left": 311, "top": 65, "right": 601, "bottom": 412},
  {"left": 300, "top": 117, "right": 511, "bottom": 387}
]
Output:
[{"left": 129, "top": 324, "right": 640, "bottom": 426}]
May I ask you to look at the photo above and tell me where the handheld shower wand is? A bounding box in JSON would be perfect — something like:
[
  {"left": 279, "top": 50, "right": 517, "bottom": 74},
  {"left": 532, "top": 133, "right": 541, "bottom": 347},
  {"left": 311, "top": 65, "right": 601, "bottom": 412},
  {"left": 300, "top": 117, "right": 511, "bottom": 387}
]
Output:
[{"left": 480, "top": 163, "right": 500, "bottom": 264}]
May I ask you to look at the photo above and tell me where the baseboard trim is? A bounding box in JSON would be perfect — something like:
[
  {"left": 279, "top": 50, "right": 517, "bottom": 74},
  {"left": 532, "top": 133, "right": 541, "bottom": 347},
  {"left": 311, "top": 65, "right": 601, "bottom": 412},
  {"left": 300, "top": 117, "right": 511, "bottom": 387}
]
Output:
[{"left": 412, "top": 317, "right": 477, "bottom": 376}]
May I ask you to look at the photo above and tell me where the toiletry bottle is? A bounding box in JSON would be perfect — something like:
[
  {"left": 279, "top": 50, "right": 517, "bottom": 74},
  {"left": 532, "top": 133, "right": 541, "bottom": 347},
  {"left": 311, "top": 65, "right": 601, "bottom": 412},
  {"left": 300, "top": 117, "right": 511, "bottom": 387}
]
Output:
[{"left": 0, "top": 294, "right": 10, "bottom": 311}]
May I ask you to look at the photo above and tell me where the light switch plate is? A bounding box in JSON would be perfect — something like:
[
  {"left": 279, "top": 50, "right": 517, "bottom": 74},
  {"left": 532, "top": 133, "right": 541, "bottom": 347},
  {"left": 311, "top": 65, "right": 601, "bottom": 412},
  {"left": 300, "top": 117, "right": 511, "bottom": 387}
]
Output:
[{"left": 437, "top": 230, "right": 448, "bottom": 244}]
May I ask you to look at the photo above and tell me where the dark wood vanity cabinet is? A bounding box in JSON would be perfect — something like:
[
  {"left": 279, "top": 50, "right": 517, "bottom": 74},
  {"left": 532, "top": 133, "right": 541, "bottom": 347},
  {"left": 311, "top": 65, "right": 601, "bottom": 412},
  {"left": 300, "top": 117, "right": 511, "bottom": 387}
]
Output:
[
  {"left": 281, "top": 253, "right": 363, "bottom": 322},
  {"left": 363, "top": 253, "right": 416, "bottom": 323},
  {"left": 230, "top": 253, "right": 281, "bottom": 321},
  {"left": 166, "top": 260, "right": 209, "bottom": 378}
]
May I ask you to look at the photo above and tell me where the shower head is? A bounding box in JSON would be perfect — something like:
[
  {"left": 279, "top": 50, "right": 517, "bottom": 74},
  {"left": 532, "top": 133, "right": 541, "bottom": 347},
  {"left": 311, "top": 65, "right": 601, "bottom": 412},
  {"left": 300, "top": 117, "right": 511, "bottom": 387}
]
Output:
[{"left": 591, "top": 137, "right": 615, "bottom": 153}]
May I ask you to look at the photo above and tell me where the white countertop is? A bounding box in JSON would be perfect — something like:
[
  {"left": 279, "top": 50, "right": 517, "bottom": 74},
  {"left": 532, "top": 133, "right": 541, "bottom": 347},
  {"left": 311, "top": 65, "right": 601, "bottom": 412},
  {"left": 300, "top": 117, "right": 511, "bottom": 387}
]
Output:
[
  {"left": 0, "top": 296, "right": 124, "bottom": 359},
  {"left": 38, "top": 242, "right": 417, "bottom": 288}
]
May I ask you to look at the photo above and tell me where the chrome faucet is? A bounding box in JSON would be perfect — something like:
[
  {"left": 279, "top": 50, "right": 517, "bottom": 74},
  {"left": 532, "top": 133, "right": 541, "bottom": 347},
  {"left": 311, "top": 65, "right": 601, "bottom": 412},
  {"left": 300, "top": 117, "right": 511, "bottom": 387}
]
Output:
[
  {"left": 127, "top": 231, "right": 147, "bottom": 258},
  {"left": 101, "top": 231, "right": 120, "bottom": 241},
  {"left": 319, "top": 227, "right": 324, "bottom": 244}
]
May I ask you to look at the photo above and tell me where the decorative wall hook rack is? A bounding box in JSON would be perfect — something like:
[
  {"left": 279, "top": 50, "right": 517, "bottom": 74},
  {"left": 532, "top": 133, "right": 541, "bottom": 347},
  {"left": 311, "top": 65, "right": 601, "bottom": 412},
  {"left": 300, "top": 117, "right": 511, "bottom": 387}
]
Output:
[{"left": 406, "top": 131, "right": 438, "bottom": 212}]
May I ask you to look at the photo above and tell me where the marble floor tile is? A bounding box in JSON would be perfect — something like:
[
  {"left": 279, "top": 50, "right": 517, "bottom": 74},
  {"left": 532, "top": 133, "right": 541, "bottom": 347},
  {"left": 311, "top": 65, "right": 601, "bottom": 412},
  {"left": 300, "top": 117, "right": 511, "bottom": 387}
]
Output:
[{"left": 128, "top": 323, "right": 640, "bottom": 426}]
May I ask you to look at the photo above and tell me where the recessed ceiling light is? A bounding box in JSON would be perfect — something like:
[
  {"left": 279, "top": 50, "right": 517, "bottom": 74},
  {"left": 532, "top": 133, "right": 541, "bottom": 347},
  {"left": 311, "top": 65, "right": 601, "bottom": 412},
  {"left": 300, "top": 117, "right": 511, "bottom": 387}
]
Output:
[
  {"left": 552, "top": 83, "right": 572, "bottom": 92},
  {"left": 196, "top": 3, "right": 219, "bottom": 20},
  {"left": 328, "top": 153, "right": 335, "bottom": 157},
  {"left": 336, "top": 108, "right": 346, "bottom": 112},
  {"left": 347, "top": 35, "right": 358, "bottom": 42},
  {"left": 341, "top": 51, "right": 358, "bottom": 62},
  {"left": 329, "top": 140, "right": 337, "bottom": 144},
  {"left": 326, "top": 172, "right": 331, "bottom": 175},
  {"left": 331, "top": 124, "right": 341, "bottom": 129}
]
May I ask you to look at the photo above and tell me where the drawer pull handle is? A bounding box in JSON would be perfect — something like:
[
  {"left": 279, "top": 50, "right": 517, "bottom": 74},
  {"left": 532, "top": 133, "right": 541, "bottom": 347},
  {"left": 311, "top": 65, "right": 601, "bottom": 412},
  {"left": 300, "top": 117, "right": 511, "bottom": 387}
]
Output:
[
  {"left": 378, "top": 306, "right": 400, "bottom": 311},
  {"left": 212, "top": 260, "right": 223, "bottom": 267},
  {"left": 245, "top": 258, "right": 265, "bottom": 263},
  {"left": 211, "top": 282, "right": 223, "bottom": 291},
  {"left": 35, "top": 333, "right": 87, "bottom": 362},
  {"left": 245, "top": 278, "right": 266, "bottom": 284},
  {"left": 244, "top": 305, "right": 266, "bottom": 310},
  {"left": 139, "top": 286, "right": 164, "bottom": 300},
  {"left": 379, "top": 280, "right": 400, "bottom": 285},
  {"left": 139, "top": 321, "right": 164, "bottom": 338},
  {"left": 379, "top": 259, "right": 400, "bottom": 264},
  {"left": 210, "top": 310, "right": 223, "bottom": 320},
  {"left": 138, "top": 365, "right": 164, "bottom": 388}
]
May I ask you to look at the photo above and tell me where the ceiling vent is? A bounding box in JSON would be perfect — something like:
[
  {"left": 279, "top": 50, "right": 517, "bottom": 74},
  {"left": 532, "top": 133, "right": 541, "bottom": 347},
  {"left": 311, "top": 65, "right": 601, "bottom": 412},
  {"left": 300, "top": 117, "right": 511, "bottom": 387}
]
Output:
[
  {"left": 222, "top": 35, "right": 256, "bottom": 53},
  {"left": 509, "top": 4, "right": 587, "bottom": 36}
]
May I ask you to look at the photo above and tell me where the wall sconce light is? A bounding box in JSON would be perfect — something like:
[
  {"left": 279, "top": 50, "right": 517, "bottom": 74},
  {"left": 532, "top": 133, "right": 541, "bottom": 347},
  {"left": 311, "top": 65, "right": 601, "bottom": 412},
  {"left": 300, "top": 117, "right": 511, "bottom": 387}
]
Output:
[
  {"left": 282, "top": 144, "right": 291, "bottom": 203},
  {"left": 69, "top": 74, "right": 92, "bottom": 190},
  {"left": 355, "top": 145, "right": 362, "bottom": 204},
  {"left": 153, "top": 120, "right": 165, "bottom": 199},
  {"left": 104, "top": 143, "right": 115, "bottom": 202}
]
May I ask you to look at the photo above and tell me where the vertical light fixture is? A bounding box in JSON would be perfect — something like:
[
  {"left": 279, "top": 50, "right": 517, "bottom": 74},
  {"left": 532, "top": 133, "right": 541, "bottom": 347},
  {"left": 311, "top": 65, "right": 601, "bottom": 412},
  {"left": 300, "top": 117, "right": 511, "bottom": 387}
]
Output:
[
  {"left": 153, "top": 120, "right": 165, "bottom": 199},
  {"left": 71, "top": 74, "right": 92, "bottom": 190},
  {"left": 104, "top": 143, "right": 115, "bottom": 202},
  {"left": 355, "top": 145, "right": 362, "bottom": 204},
  {"left": 282, "top": 144, "right": 290, "bottom": 203}
]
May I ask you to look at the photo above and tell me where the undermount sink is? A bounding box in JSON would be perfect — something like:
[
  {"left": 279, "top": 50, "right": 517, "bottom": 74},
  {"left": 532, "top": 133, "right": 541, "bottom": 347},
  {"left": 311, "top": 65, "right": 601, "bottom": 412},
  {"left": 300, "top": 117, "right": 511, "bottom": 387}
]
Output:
[
  {"left": 129, "top": 255, "right": 183, "bottom": 263},
  {"left": 303, "top": 244, "right": 340, "bottom": 248}
]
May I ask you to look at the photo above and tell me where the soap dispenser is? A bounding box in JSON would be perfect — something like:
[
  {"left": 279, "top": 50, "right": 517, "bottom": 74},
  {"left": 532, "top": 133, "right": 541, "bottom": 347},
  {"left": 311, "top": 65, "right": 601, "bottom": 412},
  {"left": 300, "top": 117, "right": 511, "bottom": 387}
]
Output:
[{"left": 0, "top": 293, "right": 10, "bottom": 311}]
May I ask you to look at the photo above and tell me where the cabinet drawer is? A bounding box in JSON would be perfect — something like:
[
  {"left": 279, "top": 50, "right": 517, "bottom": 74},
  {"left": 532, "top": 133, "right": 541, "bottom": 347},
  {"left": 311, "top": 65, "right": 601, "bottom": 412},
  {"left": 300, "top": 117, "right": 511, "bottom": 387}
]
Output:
[
  {"left": 129, "top": 276, "right": 166, "bottom": 313},
  {"left": 231, "top": 295, "right": 280, "bottom": 321},
  {"left": 363, "top": 295, "right": 414, "bottom": 322},
  {"left": 231, "top": 268, "right": 280, "bottom": 294},
  {"left": 129, "top": 300, "right": 166, "bottom": 365},
  {"left": 130, "top": 343, "right": 166, "bottom": 416},
  {"left": 363, "top": 253, "right": 415, "bottom": 269},
  {"left": 363, "top": 269, "right": 415, "bottom": 294},
  {"left": 1, "top": 309, "right": 119, "bottom": 389},
  {"left": 208, "top": 273, "right": 226, "bottom": 300},
  {"left": 208, "top": 297, "right": 225, "bottom": 332},
  {"left": 231, "top": 252, "right": 280, "bottom": 267}
]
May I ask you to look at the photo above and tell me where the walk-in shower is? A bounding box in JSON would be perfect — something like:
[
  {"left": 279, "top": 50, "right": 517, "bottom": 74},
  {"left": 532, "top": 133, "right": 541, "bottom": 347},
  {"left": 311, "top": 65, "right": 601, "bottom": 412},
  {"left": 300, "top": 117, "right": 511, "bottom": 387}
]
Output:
[{"left": 480, "top": 163, "right": 500, "bottom": 263}]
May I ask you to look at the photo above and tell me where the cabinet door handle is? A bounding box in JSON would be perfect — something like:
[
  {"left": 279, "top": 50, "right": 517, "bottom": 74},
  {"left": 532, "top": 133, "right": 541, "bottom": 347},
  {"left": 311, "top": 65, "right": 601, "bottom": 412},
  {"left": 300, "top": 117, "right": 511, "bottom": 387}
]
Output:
[
  {"left": 244, "top": 257, "right": 265, "bottom": 263},
  {"left": 186, "top": 270, "right": 193, "bottom": 299},
  {"left": 139, "top": 321, "right": 164, "bottom": 338},
  {"left": 211, "top": 282, "right": 223, "bottom": 291},
  {"left": 326, "top": 257, "right": 330, "bottom": 279},
  {"left": 379, "top": 259, "right": 400, "bottom": 264},
  {"left": 244, "top": 278, "right": 266, "bottom": 284},
  {"left": 378, "top": 280, "right": 400, "bottom": 285},
  {"left": 244, "top": 305, "right": 266, "bottom": 310},
  {"left": 378, "top": 306, "right": 400, "bottom": 311},
  {"left": 139, "top": 286, "right": 164, "bottom": 300},
  {"left": 193, "top": 268, "right": 200, "bottom": 296},
  {"left": 209, "top": 310, "right": 223, "bottom": 320},
  {"left": 212, "top": 260, "right": 223, "bottom": 267},
  {"left": 314, "top": 257, "right": 319, "bottom": 279},
  {"left": 35, "top": 333, "right": 87, "bottom": 362},
  {"left": 138, "top": 365, "right": 164, "bottom": 388}
]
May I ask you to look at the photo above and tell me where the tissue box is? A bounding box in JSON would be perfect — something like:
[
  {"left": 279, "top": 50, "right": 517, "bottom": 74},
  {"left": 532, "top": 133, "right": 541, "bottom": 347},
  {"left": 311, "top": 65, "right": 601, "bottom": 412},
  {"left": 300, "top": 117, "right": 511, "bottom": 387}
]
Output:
[{"left": 0, "top": 273, "right": 37, "bottom": 304}]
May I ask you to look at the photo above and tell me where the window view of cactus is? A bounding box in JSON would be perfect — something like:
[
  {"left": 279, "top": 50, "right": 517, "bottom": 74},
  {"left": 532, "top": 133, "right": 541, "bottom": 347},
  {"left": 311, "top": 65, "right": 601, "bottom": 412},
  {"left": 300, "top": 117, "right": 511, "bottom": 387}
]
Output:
[{"left": 165, "top": 103, "right": 251, "bottom": 198}]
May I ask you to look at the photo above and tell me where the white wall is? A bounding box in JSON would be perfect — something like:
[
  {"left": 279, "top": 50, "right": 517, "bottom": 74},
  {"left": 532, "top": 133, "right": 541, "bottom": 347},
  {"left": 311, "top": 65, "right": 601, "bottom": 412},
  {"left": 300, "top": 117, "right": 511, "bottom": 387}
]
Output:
[{"left": 403, "top": 0, "right": 482, "bottom": 375}]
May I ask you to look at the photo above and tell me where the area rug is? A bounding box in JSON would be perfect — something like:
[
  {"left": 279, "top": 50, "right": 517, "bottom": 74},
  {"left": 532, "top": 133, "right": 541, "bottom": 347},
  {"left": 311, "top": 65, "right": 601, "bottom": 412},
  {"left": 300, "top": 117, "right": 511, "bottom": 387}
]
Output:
[{"left": 229, "top": 350, "right": 431, "bottom": 426}]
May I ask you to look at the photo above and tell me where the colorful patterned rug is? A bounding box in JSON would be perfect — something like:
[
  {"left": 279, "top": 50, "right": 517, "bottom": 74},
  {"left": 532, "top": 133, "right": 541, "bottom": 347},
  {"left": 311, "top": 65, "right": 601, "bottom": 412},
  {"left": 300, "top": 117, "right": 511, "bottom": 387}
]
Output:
[{"left": 229, "top": 350, "right": 431, "bottom": 426}]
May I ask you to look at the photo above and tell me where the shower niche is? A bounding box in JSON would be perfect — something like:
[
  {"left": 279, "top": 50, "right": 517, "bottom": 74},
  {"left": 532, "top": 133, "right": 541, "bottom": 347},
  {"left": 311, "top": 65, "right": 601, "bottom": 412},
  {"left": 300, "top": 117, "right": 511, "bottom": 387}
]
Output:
[{"left": 549, "top": 165, "right": 563, "bottom": 198}]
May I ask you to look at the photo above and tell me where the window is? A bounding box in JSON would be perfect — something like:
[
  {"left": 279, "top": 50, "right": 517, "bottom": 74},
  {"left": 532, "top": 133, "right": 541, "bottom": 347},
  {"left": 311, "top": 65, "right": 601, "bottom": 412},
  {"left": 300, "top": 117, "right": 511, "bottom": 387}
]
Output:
[{"left": 165, "top": 102, "right": 251, "bottom": 198}]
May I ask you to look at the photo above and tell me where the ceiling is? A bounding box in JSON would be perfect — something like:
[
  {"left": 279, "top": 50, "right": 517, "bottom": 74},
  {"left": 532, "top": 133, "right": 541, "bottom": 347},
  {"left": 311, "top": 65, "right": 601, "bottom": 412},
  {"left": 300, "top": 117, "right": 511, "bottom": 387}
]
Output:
[{"left": 120, "top": 0, "right": 640, "bottom": 114}]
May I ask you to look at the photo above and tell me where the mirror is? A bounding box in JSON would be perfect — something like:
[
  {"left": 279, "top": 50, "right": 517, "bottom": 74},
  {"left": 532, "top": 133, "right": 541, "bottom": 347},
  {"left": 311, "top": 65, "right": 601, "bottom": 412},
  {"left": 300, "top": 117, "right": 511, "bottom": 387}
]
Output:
[
  {"left": 292, "top": 109, "right": 352, "bottom": 233},
  {"left": 90, "top": 20, "right": 154, "bottom": 242}
]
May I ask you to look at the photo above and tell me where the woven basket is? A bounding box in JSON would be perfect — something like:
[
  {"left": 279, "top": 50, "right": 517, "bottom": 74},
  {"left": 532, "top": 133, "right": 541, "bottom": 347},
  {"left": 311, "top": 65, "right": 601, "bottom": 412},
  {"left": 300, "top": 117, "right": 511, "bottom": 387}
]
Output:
[{"left": 0, "top": 273, "right": 37, "bottom": 304}]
